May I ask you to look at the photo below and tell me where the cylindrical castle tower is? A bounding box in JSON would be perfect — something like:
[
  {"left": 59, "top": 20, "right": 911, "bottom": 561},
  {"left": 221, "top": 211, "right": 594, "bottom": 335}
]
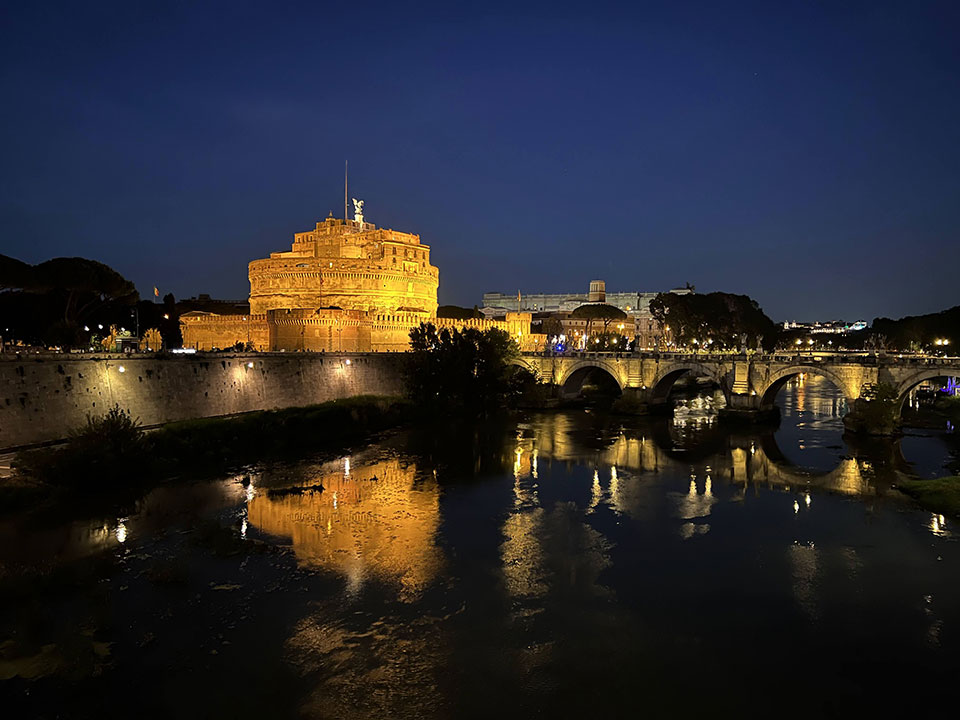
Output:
[{"left": 247, "top": 216, "right": 439, "bottom": 316}]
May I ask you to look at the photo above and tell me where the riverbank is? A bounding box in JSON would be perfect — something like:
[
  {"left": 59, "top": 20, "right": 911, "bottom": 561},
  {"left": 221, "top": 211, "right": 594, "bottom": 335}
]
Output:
[
  {"left": 896, "top": 475, "right": 960, "bottom": 517},
  {"left": 0, "top": 395, "right": 411, "bottom": 516}
]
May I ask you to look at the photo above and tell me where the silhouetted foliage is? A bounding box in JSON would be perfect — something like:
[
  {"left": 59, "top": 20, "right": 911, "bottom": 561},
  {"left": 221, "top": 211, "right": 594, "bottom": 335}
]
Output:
[
  {"left": 869, "top": 305, "right": 960, "bottom": 351},
  {"left": 0, "top": 254, "right": 139, "bottom": 347},
  {"left": 15, "top": 405, "right": 145, "bottom": 486},
  {"left": 32, "top": 257, "right": 138, "bottom": 324},
  {"left": 539, "top": 317, "right": 563, "bottom": 338},
  {"left": 160, "top": 292, "right": 182, "bottom": 347},
  {"left": 844, "top": 382, "right": 902, "bottom": 436},
  {"left": 570, "top": 303, "right": 628, "bottom": 336},
  {"left": 405, "top": 323, "right": 522, "bottom": 415},
  {"left": 649, "top": 291, "right": 777, "bottom": 350},
  {"left": 0, "top": 254, "right": 34, "bottom": 291}
]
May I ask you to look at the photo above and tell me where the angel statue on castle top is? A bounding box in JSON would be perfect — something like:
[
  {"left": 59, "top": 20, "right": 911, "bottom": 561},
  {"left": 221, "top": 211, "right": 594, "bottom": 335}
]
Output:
[{"left": 352, "top": 198, "right": 364, "bottom": 224}]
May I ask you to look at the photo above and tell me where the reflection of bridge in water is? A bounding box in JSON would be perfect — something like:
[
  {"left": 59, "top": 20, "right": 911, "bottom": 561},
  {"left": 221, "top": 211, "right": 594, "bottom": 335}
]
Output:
[
  {"left": 512, "top": 412, "right": 915, "bottom": 500},
  {"left": 518, "top": 352, "right": 960, "bottom": 416}
]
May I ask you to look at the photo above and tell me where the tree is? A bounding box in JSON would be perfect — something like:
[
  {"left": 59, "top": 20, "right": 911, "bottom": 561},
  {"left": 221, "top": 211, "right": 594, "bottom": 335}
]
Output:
[
  {"left": 843, "top": 382, "right": 901, "bottom": 435},
  {"left": 32, "top": 257, "right": 138, "bottom": 325},
  {"left": 0, "top": 254, "right": 35, "bottom": 292},
  {"left": 650, "top": 291, "right": 777, "bottom": 350},
  {"left": 869, "top": 305, "right": 960, "bottom": 351},
  {"left": 540, "top": 317, "right": 563, "bottom": 338},
  {"left": 570, "top": 303, "right": 627, "bottom": 337},
  {"left": 405, "top": 323, "right": 521, "bottom": 415},
  {"left": 0, "top": 254, "right": 139, "bottom": 347},
  {"left": 140, "top": 328, "right": 163, "bottom": 351}
]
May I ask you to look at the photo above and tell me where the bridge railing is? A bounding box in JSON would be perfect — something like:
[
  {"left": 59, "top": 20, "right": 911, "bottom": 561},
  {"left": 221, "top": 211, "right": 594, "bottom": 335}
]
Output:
[{"left": 519, "top": 350, "right": 960, "bottom": 368}]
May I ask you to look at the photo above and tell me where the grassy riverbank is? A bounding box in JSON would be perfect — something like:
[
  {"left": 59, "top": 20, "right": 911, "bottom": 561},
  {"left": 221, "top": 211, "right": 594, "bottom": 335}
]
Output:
[
  {"left": 2, "top": 396, "right": 410, "bottom": 513},
  {"left": 897, "top": 476, "right": 960, "bottom": 517}
]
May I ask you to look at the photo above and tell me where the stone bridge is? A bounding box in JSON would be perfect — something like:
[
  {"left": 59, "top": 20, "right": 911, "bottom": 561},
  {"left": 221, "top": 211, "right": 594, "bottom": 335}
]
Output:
[{"left": 516, "top": 351, "right": 960, "bottom": 417}]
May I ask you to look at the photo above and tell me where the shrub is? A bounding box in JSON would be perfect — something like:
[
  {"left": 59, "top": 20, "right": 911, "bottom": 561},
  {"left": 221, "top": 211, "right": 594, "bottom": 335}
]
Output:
[{"left": 14, "top": 405, "right": 145, "bottom": 487}]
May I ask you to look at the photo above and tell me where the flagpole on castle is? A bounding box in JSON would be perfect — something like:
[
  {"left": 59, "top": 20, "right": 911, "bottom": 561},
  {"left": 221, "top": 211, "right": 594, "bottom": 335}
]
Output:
[{"left": 344, "top": 161, "right": 348, "bottom": 221}]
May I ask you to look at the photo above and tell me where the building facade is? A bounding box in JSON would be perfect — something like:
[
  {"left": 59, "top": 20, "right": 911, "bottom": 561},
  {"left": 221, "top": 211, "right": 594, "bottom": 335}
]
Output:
[
  {"left": 482, "top": 281, "right": 691, "bottom": 316},
  {"left": 487, "top": 280, "right": 690, "bottom": 350}
]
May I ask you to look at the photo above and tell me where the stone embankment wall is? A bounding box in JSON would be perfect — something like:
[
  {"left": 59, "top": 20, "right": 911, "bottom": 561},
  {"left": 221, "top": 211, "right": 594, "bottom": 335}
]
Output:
[{"left": 0, "top": 352, "right": 405, "bottom": 449}]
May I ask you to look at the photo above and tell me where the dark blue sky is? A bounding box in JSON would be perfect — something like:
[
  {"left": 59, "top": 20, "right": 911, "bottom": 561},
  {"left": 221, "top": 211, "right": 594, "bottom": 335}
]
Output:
[{"left": 2, "top": 1, "right": 958, "bottom": 322}]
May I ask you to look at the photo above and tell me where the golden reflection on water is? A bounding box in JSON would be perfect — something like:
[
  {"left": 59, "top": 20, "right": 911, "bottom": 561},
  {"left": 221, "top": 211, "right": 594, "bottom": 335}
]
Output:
[
  {"left": 246, "top": 457, "right": 442, "bottom": 599},
  {"left": 930, "top": 513, "right": 950, "bottom": 537},
  {"left": 501, "top": 429, "right": 612, "bottom": 603},
  {"left": 675, "top": 472, "right": 715, "bottom": 539}
]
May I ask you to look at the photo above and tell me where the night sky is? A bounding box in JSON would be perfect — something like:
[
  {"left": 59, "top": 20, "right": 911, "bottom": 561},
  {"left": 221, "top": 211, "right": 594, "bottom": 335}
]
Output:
[{"left": 2, "top": 1, "right": 958, "bottom": 322}]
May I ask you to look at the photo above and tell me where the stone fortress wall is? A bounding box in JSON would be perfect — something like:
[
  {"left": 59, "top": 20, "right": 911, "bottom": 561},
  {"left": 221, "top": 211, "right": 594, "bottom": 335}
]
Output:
[{"left": 0, "top": 352, "right": 404, "bottom": 449}]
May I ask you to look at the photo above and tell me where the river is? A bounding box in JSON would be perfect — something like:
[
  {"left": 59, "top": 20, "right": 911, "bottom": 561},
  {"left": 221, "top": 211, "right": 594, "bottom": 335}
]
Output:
[{"left": 1, "top": 376, "right": 958, "bottom": 717}]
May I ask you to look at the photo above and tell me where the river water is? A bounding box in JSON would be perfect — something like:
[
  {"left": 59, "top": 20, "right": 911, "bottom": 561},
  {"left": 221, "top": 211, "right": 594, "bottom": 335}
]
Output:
[{"left": 1, "top": 377, "right": 958, "bottom": 717}]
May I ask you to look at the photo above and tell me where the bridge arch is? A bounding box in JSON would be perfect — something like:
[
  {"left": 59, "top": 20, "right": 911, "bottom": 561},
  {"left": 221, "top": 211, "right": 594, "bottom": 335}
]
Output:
[
  {"left": 894, "top": 368, "right": 960, "bottom": 414},
  {"left": 758, "top": 366, "right": 856, "bottom": 410},
  {"left": 558, "top": 360, "right": 625, "bottom": 399},
  {"left": 650, "top": 362, "right": 725, "bottom": 404}
]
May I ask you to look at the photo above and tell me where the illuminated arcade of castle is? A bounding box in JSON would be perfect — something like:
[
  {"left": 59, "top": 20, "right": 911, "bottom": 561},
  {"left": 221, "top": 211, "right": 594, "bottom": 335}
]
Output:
[{"left": 180, "top": 202, "right": 534, "bottom": 352}]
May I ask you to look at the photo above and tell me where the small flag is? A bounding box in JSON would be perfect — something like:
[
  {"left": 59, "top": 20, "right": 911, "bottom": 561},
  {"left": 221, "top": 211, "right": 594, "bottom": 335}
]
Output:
[{"left": 154, "top": 286, "right": 159, "bottom": 298}]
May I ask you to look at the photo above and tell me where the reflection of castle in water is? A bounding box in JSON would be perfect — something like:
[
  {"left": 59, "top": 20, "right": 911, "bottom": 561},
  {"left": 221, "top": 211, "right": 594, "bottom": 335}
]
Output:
[{"left": 246, "top": 457, "right": 441, "bottom": 598}]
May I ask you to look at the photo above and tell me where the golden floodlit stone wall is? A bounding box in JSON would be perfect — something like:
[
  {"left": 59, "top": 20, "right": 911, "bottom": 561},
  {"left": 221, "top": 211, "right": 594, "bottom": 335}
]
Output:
[
  {"left": 180, "top": 312, "right": 270, "bottom": 351},
  {"left": 0, "top": 352, "right": 404, "bottom": 448}
]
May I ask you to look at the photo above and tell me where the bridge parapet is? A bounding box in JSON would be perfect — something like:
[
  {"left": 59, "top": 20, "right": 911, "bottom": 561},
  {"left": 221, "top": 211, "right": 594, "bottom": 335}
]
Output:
[{"left": 518, "top": 351, "right": 959, "bottom": 421}]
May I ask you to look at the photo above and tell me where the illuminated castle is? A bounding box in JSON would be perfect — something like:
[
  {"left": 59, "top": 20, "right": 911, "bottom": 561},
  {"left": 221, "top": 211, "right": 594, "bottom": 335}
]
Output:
[
  {"left": 248, "top": 213, "right": 438, "bottom": 316},
  {"left": 181, "top": 205, "right": 532, "bottom": 352}
]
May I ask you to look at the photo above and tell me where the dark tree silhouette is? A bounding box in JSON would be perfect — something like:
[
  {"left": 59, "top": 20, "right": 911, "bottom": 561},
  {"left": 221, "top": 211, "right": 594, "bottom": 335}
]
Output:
[
  {"left": 570, "top": 303, "right": 627, "bottom": 337},
  {"left": 650, "top": 291, "right": 777, "bottom": 350},
  {"left": 405, "top": 323, "right": 524, "bottom": 415},
  {"left": 0, "top": 254, "right": 139, "bottom": 347}
]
